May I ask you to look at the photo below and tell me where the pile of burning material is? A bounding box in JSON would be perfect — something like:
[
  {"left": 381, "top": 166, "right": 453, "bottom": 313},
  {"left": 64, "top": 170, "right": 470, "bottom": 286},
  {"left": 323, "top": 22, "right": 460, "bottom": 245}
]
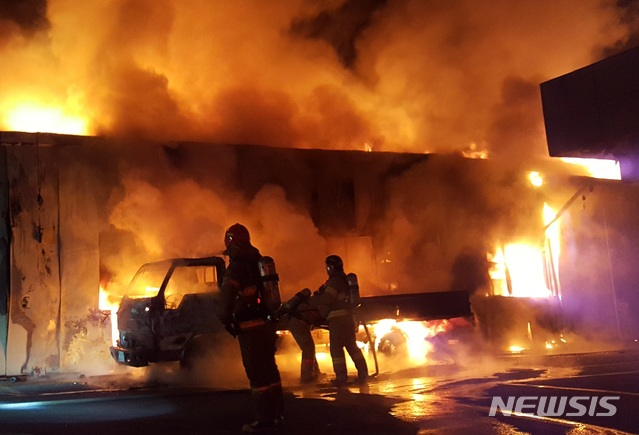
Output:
[{"left": 354, "top": 291, "right": 475, "bottom": 369}]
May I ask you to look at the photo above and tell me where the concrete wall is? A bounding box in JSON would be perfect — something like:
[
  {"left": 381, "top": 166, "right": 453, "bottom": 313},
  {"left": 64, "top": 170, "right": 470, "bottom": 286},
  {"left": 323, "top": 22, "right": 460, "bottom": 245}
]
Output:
[
  {"left": 4, "top": 137, "right": 60, "bottom": 376},
  {"left": 58, "top": 143, "right": 102, "bottom": 372},
  {"left": 0, "top": 145, "right": 8, "bottom": 376}
]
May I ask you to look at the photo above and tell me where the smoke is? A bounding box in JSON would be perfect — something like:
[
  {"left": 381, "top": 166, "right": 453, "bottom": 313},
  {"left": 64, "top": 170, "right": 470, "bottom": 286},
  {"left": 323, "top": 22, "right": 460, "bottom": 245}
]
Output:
[
  {"left": 0, "top": 0, "right": 49, "bottom": 39},
  {"left": 105, "top": 174, "right": 326, "bottom": 298},
  {"left": 0, "top": 0, "right": 635, "bottom": 161},
  {"left": 377, "top": 155, "right": 549, "bottom": 292}
]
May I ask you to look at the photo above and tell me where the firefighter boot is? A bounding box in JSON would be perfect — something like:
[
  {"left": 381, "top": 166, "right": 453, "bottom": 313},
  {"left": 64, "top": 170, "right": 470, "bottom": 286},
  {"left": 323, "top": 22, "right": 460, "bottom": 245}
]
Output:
[
  {"left": 300, "top": 358, "right": 318, "bottom": 383},
  {"left": 242, "top": 417, "right": 284, "bottom": 433},
  {"left": 244, "top": 383, "right": 285, "bottom": 432},
  {"left": 352, "top": 352, "right": 369, "bottom": 384},
  {"left": 313, "top": 357, "right": 326, "bottom": 380},
  {"left": 331, "top": 355, "right": 348, "bottom": 386}
]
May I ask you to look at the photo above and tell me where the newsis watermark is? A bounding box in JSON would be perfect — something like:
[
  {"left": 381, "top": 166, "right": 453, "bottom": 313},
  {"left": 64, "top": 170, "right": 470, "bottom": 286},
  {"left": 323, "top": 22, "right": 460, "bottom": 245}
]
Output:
[{"left": 489, "top": 396, "right": 620, "bottom": 417}]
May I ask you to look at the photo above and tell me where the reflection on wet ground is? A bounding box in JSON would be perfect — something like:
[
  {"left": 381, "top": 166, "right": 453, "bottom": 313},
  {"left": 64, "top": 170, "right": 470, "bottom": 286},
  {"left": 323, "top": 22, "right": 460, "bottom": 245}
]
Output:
[
  {"left": 284, "top": 353, "right": 629, "bottom": 435},
  {"left": 12, "top": 346, "right": 635, "bottom": 434}
]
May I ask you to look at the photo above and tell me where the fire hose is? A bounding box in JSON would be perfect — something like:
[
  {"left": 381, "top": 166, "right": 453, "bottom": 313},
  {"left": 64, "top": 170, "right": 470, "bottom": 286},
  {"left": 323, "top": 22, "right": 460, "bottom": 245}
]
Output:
[{"left": 361, "top": 321, "right": 379, "bottom": 377}]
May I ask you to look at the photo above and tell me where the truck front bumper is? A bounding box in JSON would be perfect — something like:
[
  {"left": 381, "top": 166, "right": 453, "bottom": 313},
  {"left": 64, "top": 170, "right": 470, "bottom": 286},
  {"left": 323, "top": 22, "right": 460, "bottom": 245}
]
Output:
[{"left": 109, "top": 346, "right": 149, "bottom": 367}]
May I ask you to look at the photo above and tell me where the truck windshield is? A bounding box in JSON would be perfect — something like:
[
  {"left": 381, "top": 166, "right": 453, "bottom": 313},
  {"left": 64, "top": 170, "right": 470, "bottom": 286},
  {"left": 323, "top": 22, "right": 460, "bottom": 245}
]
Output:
[
  {"left": 163, "top": 264, "right": 219, "bottom": 309},
  {"left": 125, "top": 261, "right": 172, "bottom": 298}
]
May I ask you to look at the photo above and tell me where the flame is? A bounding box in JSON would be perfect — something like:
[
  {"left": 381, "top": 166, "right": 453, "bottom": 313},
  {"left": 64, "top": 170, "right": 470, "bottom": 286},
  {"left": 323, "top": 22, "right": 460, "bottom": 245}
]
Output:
[
  {"left": 528, "top": 171, "right": 543, "bottom": 187},
  {"left": 97, "top": 280, "right": 161, "bottom": 347},
  {"left": 560, "top": 157, "right": 621, "bottom": 180},
  {"left": 461, "top": 142, "right": 489, "bottom": 159},
  {"left": 98, "top": 285, "right": 119, "bottom": 347},
  {"left": 490, "top": 243, "right": 553, "bottom": 298},
  {"left": 489, "top": 202, "right": 560, "bottom": 298},
  {"left": 505, "top": 244, "right": 551, "bottom": 298},
  {"left": 4, "top": 103, "right": 89, "bottom": 135},
  {"left": 0, "top": 0, "right": 630, "bottom": 158},
  {"left": 364, "top": 319, "right": 453, "bottom": 365}
]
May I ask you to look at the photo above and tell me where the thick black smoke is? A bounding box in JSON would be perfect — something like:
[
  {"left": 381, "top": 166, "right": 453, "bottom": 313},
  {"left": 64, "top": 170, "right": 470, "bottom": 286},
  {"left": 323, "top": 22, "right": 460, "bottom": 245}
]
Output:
[
  {"left": 0, "top": 0, "right": 48, "bottom": 36},
  {"left": 290, "top": 0, "right": 388, "bottom": 69}
]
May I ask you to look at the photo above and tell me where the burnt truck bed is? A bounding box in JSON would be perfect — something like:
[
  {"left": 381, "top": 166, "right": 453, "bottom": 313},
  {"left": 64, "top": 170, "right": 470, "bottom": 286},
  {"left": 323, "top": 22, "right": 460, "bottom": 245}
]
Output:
[
  {"left": 354, "top": 290, "right": 473, "bottom": 376},
  {"left": 357, "top": 290, "right": 472, "bottom": 323}
]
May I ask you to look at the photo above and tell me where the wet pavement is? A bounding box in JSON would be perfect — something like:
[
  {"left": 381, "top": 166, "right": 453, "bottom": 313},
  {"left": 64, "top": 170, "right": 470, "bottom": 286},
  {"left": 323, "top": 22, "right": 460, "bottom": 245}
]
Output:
[{"left": 1, "top": 347, "right": 639, "bottom": 434}]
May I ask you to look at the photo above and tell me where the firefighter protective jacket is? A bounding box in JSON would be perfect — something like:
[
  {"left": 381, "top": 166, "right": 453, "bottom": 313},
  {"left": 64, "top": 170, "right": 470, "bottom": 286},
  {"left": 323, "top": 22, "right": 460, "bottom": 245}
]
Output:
[
  {"left": 219, "top": 243, "right": 267, "bottom": 328},
  {"left": 310, "top": 271, "right": 351, "bottom": 321}
]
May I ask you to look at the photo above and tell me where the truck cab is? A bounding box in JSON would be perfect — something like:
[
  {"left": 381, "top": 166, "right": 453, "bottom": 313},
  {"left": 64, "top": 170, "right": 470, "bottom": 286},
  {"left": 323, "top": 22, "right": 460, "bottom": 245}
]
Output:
[{"left": 109, "top": 256, "right": 227, "bottom": 367}]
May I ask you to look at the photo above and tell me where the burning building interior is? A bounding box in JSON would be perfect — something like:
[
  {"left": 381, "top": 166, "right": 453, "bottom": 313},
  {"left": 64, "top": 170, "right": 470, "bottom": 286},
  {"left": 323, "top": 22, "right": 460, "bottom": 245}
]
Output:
[
  {"left": 0, "top": 133, "right": 636, "bottom": 380},
  {"left": 1, "top": 1, "right": 639, "bottom": 382}
]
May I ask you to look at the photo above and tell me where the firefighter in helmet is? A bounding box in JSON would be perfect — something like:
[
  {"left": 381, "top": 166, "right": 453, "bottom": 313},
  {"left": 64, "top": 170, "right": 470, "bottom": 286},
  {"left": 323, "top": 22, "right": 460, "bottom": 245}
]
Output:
[
  {"left": 218, "top": 223, "right": 284, "bottom": 432},
  {"left": 311, "top": 255, "right": 368, "bottom": 386}
]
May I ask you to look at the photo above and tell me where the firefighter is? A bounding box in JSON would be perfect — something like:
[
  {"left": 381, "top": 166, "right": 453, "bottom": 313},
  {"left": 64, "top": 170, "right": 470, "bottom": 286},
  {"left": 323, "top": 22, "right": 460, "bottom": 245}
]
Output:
[
  {"left": 278, "top": 288, "right": 323, "bottom": 383},
  {"left": 311, "top": 255, "right": 368, "bottom": 386},
  {"left": 218, "top": 223, "right": 284, "bottom": 432}
]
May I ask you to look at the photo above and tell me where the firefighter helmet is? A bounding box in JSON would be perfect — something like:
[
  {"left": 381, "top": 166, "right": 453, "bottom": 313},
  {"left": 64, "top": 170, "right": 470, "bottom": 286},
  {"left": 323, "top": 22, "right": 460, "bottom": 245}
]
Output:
[
  {"left": 325, "top": 255, "right": 344, "bottom": 275},
  {"left": 224, "top": 223, "right": 251, "bottom": 248}
]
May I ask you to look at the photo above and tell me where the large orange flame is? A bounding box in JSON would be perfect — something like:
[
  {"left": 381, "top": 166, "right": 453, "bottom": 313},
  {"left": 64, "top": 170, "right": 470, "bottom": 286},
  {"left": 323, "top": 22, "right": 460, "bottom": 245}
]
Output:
[
  {"left": 5, "top": 102, "right": 89, "bottom": 135},
  {"left": 98, "top": 285, "right": 119, "bottom": 347}
]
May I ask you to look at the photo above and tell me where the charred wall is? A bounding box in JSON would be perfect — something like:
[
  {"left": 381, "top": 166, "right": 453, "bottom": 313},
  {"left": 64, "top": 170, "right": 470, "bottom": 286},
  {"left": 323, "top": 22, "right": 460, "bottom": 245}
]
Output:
[
  {"left": 1, "top": 134, "right": 62, "bottom": 376},
  {"left": 160, "top": 141, "right": 427, "bottom": 237},
  {"left": 0, "top": 145, "right": 8, "bottom": 376},
  {"left": 0, "top": 133, "right": 118, "bottom": 376}
]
